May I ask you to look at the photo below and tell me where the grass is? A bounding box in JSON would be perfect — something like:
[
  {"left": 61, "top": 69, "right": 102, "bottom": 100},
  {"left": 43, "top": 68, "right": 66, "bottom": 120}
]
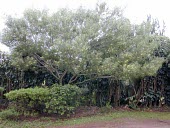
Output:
[{"left": 0, "top": 111, "right": 170, "bottom": 128}]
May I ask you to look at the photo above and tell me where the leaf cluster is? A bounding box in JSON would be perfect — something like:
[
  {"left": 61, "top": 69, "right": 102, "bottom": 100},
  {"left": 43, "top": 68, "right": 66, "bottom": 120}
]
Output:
[
  {"left": 46, "top": 84, "right": 82, "bottom": 116},
  {"left": 1, "top": 3, "right": 169, "bottom": 87},
  {"left": 5, "top": 87, "right": 49, "bottom": 114},
  {"left": 5, "top": 85, "right": 82, "bottom": 116}
]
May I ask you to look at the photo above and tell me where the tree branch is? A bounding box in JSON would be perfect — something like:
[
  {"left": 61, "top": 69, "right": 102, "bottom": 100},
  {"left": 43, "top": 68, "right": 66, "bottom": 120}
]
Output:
[
  {"left": 68, "top": 74, "right": 78, "bottom": 84},
  {"left": 33, "top": 53, "right": 59, "bottom": 80}
]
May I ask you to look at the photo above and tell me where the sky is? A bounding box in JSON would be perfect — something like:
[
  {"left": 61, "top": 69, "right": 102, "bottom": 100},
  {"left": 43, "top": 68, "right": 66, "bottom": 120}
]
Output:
[{"left": 0, "top": 0, "right": 170, "bottom": 52}]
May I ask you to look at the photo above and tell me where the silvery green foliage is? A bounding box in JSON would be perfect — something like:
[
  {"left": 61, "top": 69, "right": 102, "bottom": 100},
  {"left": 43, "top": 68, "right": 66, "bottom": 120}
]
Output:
[{"left": 1, "top": 3, "right": 168, "bottom": 84}]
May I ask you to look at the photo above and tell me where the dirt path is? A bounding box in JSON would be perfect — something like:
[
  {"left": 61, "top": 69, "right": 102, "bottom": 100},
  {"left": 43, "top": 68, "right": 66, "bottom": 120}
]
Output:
[
  {"left": 54, "top": 118, "right": 170, "bottom": 128},
  {"left": 121, "top": 118, "right": 170, "bottom": 128}
]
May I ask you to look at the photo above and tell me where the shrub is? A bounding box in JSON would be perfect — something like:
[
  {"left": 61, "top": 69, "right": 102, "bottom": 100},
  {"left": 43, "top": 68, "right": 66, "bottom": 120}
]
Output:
[
  {"left": 0, "top": 109, "right": 20, "bottom": 120},
  {"left": 45, "top": 84, "right": 82, "bottom": 116},
  {"left": 5, "top": 85, "right": 82, "bottom": 116},
  {"left": 5, "top": 87, "right": 50, "bottom": 114}
]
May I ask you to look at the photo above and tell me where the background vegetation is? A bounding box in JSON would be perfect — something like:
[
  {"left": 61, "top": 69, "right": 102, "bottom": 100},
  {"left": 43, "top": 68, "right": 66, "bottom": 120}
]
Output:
[{"left": 0, "top": 3, "right": 170, "bottom": 119}]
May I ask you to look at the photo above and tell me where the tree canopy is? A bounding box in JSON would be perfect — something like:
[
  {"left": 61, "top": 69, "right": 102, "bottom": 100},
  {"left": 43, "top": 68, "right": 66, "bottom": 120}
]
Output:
[{"left": 1, "top": 3, "right": 168, "bottom": 85}]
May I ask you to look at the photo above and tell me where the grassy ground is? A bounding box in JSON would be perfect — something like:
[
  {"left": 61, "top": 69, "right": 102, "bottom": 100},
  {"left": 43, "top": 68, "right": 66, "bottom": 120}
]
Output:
[{"left": 0, "top": 111, "right": 170, "bottom": 128}]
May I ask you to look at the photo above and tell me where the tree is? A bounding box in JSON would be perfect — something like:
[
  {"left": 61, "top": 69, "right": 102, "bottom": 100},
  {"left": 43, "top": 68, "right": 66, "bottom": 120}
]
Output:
[
  {"left": 1, "top": 8, "right": 102, "bottom": 85},
  {"left": 1, "top": 4, "right": 167, "bottom": 107},
  {"left": 88, "top": 5, "right": 166, "bottom": 106}
]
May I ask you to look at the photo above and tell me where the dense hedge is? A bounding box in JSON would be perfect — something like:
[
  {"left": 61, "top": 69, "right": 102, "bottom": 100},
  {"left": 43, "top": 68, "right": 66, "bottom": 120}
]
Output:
[
  {"left": 5, "top": 85, "right": 82, "bottom": 116},
  {"left": 5, "top": 87, "right": 49, "bottom": 114},
  {"left": 46, "top": 84, "right": 82, "bottom": 115}
]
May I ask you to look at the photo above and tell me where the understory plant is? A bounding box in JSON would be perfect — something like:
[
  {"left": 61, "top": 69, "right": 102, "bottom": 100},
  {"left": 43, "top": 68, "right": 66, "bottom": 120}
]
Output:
[
  {"left": 45, "top": 84, "right": 82, "bottom": 116},
  {"left": 0, "top": 108, "right": 20, "bottom": 120},
  {"left": 5, "top": 84, "right": 82, "bottom": 116},
  {"left": 5, "top": 87, "right": 50, "bottom": 114}
]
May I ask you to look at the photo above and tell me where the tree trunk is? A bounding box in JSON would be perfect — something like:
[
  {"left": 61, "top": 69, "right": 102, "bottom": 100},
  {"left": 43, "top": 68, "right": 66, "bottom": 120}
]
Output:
[
  {"left": 154, "top": 77, "right": 157, "bottom": 107},
  {"left": 108, "top": 79, "right": 113, "bottom": 103},
  {"left": 114, "top": 80, "right": 119, "bottom": 107}
]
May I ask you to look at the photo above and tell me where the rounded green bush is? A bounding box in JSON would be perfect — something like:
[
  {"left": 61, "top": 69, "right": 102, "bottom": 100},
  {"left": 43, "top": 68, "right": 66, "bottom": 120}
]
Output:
[
  {"left": 5, "top": 85, "right": 82, "bottom": 116},
  {"left": 5, "top": 87, "right": 50, "bottom": 114},
  {"left": 45, "top": 84, "right": 82, "bottom": 116}
]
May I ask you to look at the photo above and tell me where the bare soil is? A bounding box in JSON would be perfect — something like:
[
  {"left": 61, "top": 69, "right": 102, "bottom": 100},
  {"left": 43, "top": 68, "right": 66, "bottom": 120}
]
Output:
[
  {"left": 55, "top": 118, "right": 170, "bottom": 128},
  {"left": 51, "top": 106, "right": 170, "bottom": 128}
]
